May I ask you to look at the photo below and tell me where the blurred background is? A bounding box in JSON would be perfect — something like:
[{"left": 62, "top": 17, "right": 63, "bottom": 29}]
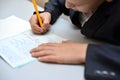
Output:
[
  {"left": 29, "top": 0, "right": 71, "bottom": 22},
  {"left": 29, "top": 0, "right": 48, "bottom": 7}
]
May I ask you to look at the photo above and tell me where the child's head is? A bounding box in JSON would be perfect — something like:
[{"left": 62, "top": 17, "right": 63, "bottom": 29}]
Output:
[{"left": 65, "top": 0, "right": 112, "bottom": 13}]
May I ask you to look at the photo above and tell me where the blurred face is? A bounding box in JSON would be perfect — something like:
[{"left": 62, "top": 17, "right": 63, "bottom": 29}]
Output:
[{"left": 65, "top": 0, "right": 105, "bottom": 13}]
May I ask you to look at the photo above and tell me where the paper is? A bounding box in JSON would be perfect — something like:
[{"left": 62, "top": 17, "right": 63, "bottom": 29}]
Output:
[
  {"left": 0, "top": 30, "right": 65, "bottom": 68},
  {"left": 0, "top": 16, "right": 65, "bottom": 68},
  {"left": 0, "top": 15, "right": 31, "bottom": 40}
]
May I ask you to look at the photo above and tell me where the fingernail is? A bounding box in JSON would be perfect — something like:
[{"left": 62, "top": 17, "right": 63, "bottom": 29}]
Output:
[
  {"left": 31, "top": 53, "right": 35, "bottom": 57},
  {"left": 30, "top": 50, "right": 33, "bottom": 53},
  {"left": 38, "top": 57, "right": 41, "bottom": 60}
]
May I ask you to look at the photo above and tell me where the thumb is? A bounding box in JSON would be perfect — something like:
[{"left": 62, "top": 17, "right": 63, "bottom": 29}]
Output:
[{"left": 42, "top": 16, "right": 51, "bottom": 29}]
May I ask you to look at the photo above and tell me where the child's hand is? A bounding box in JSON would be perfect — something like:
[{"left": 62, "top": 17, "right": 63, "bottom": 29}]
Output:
[
  {"left": 30, "top": 41, "right": 88, "bottom": 64},
  {"left": 29, "top": 12, "right": 51, "bottom": 34}
]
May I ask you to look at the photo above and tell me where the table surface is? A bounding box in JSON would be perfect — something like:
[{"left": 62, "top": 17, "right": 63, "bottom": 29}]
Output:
[{"left": 0, "top": 0, "right": 97, "bottom": 80}]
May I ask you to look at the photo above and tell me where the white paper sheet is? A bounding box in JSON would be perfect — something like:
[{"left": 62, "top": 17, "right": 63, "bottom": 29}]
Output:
[
  {"left": 0, "top": 16, "right": 66, "bottom": 68},
  {"left": 0, "top": 30, "right": 65, "bottom": 68},
  {"left": 0, "top": 15, "right": 31, "bottom": 40}
]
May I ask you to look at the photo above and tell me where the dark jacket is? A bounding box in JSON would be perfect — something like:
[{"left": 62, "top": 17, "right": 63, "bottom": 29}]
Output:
[
  {"left": 86, "top": 44, "right": 120, "bottom": 80},
  {"left": 43, "top": 0, "right": 120, "bottom": 80},
  {"left": 44, "top": 0, "right": 120, "bottom": 44}
]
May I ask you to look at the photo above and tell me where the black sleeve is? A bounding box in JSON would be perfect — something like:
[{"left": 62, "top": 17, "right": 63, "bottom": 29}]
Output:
[
  {"left": 44, "top": 0, "right": 69, "bottom": 24},
  {"left": 85, "top": 44, "right": 120, "bottom": 80}
]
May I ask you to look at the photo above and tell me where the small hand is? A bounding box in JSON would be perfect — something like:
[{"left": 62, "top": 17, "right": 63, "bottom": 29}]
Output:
[
  {"left": 29, "top": 12, "right": 51, "bottom": 34},
  {"left": 30, "top": 41, "right": 88, "bottom": 64}
]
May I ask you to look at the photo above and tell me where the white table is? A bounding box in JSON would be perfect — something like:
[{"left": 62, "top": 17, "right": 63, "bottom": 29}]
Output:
[{"left": 0, "top": 0, "right": 96, "bottom": 80}]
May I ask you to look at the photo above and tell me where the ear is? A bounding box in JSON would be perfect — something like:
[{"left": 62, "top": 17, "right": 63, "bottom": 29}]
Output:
[{"left": 106, "top": 0, "right": 113, "bottom": 2}]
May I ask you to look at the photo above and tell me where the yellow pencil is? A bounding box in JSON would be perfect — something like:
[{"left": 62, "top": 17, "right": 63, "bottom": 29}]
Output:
[{"left": 32, "top": 0, "right": 43, "bottom": 27}]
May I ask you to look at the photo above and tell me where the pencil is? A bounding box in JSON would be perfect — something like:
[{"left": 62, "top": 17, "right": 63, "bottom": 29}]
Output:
[{"left": 32, "top": 0, "right": 43, "bottom": 27}]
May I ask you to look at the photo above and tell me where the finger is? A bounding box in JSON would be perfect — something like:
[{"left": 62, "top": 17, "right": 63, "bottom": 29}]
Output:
[
  {"left": 43, "top": 23, "right": 51, "bottom": 29},
  {"left": 30, "top": 45, "right": 54, "bottom": 53},
  {"left": 34, "top": 28, "right": 44, "bottom": 34},
  {"left": 38, "top": 43, "right": 59, "bottom": 47},
  {"left": 41, "top": 24, "right": 51, "bottom": 33},
  {"left": 32, "top": 29, "right": 40, "bottom": 34},
  {"left": 40, "top": 29, "right": 49, "bottom": 34},
  {"left": 29, "top": 15, "right": 39, "bottom": 27},
  {"left": 38, "top": 56, "right": 58, "bottom": 63},
  {"left": 33, "top": 24, "right": 43, "bottom": 31},
  {"left": 43, "top": 22, "right": 51, "bottom": 29},
  {"left": 62, "top": 40, "right": 73, "bottom": 43},
  {"left": 31, "top": 50, "right": 53, "bottom": 58},
  {"left": 29, "top": 15, "right": 37, "bottom": 23},
  {"left": 30, "top": 47, "right": 40, "bottom": 53},
  {"left": 41, "top": 15, "right": 51, "bottom": 30},
  {"left": 30, "top": 25, "right": 44, "bottom": 34},
  {"left": 32, "top": 28, "right": 41, "bottom": 34}
]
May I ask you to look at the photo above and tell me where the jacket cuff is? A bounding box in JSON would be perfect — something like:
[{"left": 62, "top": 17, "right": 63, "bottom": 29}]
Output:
[
  {"left": 85, "top": 44, "right": 118, "bottom": 80},
  {"left": 33, "top": 11, "right": 44, "bottom": 14}
]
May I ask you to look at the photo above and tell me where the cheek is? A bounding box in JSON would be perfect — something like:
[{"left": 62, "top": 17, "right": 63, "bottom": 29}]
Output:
[
  {"left": 65, "top": 1, "right": 75, "bottom": 9},
  {"left": 71, "top": 6, "right": 83, "bottom": 12},
  {"left": 65, "top": 2, "right": 69, "bottom": 8},
  {"left": 73, "top": 6, "right": 91, "bottom": 13},
  {"left": 65, "top": 1, "right": 90, "bottom": 13}
]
